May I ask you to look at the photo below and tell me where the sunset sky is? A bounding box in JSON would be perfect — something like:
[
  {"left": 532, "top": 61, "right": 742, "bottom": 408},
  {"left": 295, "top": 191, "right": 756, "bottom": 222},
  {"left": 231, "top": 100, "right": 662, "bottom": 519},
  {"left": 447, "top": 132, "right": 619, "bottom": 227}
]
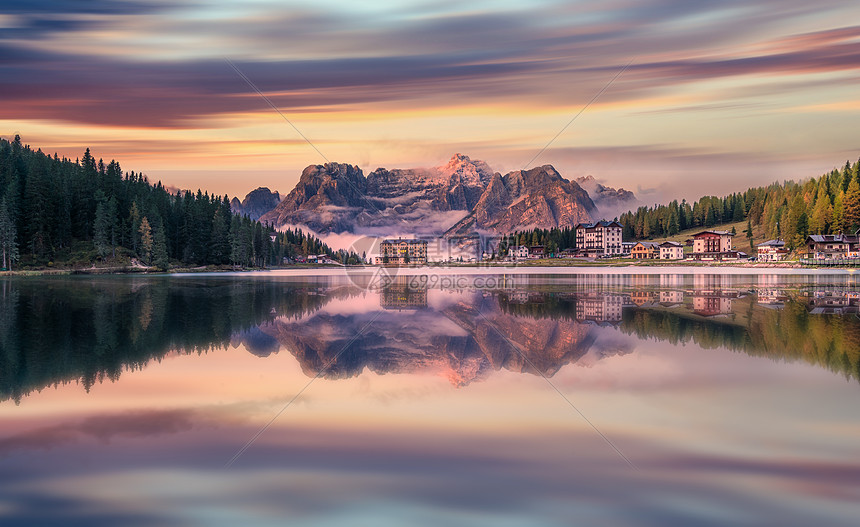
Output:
[{"left": 2, "top": 0, "right": 860, "bottom": 202}]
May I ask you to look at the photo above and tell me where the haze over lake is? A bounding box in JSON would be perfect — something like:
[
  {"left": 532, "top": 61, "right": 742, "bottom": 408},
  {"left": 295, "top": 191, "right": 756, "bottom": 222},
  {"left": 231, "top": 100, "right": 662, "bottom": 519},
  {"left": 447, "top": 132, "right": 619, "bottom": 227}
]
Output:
[{"left": 1, "top": 271, "right": 859, "bottom": 526}]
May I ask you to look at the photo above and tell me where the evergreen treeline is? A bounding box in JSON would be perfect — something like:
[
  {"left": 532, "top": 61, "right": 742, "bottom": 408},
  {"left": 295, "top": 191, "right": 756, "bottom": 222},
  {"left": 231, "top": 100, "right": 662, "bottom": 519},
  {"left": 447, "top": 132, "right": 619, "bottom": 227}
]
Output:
[
  {"left": 619, "top": 158, "right": 860, "bottom": 249},
  {"left": 0, "top": 136, "right": 360, "bottom": 269}
]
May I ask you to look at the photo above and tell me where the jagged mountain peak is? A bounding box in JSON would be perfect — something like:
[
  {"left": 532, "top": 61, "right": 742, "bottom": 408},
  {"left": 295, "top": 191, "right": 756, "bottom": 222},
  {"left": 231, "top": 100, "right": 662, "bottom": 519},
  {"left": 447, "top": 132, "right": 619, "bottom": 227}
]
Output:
[
  {"left": 260, "top": 155, "right": 601, "bottom": 236},
  {"left": 230, "top": 186, "right": 282, "bottom": 221},
  {"left": 437, "top": 153, "right": 495, "bottom": 187},
  {"left": 574, "top": 175, "right": 637, "bottom": 216}
]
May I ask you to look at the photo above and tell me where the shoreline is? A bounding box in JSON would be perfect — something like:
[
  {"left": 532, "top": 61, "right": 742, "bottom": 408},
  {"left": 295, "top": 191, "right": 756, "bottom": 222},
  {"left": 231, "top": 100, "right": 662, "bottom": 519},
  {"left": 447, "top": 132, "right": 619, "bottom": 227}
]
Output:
[{"left": 2, "top": 261, "right": 857, "bottom": 278}]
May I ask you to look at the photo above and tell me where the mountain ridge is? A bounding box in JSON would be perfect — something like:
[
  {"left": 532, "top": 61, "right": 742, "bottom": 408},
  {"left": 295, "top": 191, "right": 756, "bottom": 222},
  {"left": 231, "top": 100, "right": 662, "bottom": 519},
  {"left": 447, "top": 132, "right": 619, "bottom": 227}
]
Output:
[{"left": 259, "top": 154, "right": 607, "bottom": 236}]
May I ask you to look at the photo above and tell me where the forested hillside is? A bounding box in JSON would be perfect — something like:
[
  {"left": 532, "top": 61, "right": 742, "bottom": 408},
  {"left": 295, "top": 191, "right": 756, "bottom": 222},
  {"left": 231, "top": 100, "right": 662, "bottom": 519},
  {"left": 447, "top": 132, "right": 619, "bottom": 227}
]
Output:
[
  {"left": 0, "top": 136, "right": 358, "bottom": 270},
  {"left": 619, "top": 158, "right": 860, "bottom": 249},
  {"left": 486, "top": 158, "right": 859, "bottom": 258}
]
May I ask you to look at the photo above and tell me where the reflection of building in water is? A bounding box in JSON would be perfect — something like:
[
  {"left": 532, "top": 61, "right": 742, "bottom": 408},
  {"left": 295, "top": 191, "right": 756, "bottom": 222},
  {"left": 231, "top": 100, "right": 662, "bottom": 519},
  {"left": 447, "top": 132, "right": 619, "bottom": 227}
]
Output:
[
  {"left": 659, "top": 290, "right": 685, "bottom": 306},
  {"left": 692, "top": 273, "right": 734, "bottom": 291},
  {"left": 756, "top": 274, "right": 786, "bottom": 288},
  {"left": 380, "top": 282, "right": 428, "bottom": 310},
  {"left": 576, "top": 294, "right": 626, "bottom": 325},
  {"left": 756, "top": 289, "right": 789, "bottom": 309},
  {"left": 808, "top": 290, "right": 860, "bottom": 314},
  {"left": 692, "top": 294, "right": 734, "bottom": 316},
  {"left": 503, "top": 291, "right": 548, "bottom": 304},
  {"left": 630, "top": 291, "right": 656, "bottom": 307},
  {"left": 659, "top": 274, "right": 685, "bottom": 288}
]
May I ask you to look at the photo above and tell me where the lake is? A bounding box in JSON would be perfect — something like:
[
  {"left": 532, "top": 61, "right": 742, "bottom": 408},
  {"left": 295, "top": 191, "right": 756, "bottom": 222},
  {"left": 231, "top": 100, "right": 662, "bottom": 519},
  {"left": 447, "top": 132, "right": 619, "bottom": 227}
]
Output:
[{"left": 1, "top": 269, "right": 859, "bottom": 526}]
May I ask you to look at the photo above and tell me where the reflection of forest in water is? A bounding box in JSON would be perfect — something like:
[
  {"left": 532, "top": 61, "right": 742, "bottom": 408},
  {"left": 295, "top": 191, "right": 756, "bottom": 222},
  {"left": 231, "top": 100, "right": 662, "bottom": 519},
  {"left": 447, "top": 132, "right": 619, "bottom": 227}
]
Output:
[{"left": 1, "top": 275, "right": 859, "bottom": 402}]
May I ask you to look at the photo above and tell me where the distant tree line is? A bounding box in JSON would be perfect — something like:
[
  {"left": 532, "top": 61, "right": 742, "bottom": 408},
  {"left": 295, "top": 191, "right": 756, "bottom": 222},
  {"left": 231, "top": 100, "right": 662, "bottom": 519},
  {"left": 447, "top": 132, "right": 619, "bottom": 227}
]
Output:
[
  {"left": 0, "top": 136, "right": 360, "bottom": 269},
  {"left": 619, "top": 158, "right": 860, "bottom": 250}
]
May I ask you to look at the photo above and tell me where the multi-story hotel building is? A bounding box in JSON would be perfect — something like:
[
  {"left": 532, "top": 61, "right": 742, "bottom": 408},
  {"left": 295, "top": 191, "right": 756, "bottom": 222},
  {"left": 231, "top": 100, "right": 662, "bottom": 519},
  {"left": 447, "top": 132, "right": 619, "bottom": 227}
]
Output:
[
  {"left": 575, "top": 221, "right": 623, "bottom": 257},
  {"left": 377, "top": 238, "right": 428, "bottom": 265},
  {"left": 691, "top": 230, "right": 736, "bottom": 260}
]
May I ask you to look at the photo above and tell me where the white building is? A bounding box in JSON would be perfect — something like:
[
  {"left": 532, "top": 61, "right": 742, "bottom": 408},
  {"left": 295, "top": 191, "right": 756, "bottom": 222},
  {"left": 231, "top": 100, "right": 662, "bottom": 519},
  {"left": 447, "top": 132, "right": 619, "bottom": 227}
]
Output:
[
  {"left": 692, "top": 230, "right": 736, "bottom": 260},
  {"left": 659, "top": 241, "right": 684, "bottom": 260},
  {"left": 512, "top": 245, "right": 530, "bottom": 259},
  {"left": 575, "top": 221, "right": 623, "bottom": 257},
  {"left": 756, "top": 239, "right": 788, "bottom": 261}
]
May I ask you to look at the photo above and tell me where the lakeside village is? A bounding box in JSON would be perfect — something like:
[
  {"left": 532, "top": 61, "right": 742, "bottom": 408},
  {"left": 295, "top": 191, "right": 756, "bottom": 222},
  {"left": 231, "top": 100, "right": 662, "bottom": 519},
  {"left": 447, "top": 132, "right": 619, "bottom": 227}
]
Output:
[{"left": 331, "top": 221, "right": 860, "bottom": 266}]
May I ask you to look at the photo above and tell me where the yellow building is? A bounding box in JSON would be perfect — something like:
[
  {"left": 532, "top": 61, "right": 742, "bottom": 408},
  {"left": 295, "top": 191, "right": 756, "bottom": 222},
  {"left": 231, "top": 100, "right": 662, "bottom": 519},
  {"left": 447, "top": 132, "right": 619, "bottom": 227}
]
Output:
[{"left": 378, "top": 238, "right": 428, "bottom": 265}]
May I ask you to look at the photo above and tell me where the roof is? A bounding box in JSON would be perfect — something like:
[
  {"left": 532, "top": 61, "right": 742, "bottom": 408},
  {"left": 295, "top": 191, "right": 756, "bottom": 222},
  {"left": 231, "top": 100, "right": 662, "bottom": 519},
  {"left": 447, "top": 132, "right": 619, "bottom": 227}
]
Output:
[
  {"left": 381, "top": 238, "right": 428, "bottom": 245},
  {"left": 576, "top": 220, "right": 622, "bottom": 229},
  {"left": 757, "top": 239, "right": 785, "bottom": 247},
  {"left": 659, "top": 241, "right": 683, "bottom": 247},
  {"left": 633, "top": 241, "right": 659, "bottom": 249},
  {"left": 806, "top": 234, "right": 859, "bottom": 244},
  {"left": 693, "top": 230, "right": 735, "bottom": 237}
]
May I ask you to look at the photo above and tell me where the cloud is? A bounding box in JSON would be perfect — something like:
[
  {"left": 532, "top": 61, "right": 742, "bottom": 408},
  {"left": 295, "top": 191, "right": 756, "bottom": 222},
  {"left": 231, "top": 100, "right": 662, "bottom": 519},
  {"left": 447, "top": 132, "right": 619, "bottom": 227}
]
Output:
[{"left": 2, "top": 1, "right": 860, "bottom": 129}]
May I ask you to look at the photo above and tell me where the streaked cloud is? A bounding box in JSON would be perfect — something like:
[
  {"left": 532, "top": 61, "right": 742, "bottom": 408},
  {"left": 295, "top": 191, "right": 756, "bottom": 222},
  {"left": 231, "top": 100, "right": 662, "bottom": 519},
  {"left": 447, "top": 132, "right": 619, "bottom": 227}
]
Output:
[{"left": 1, "top": 0, "right": 859, "bottom": 198}]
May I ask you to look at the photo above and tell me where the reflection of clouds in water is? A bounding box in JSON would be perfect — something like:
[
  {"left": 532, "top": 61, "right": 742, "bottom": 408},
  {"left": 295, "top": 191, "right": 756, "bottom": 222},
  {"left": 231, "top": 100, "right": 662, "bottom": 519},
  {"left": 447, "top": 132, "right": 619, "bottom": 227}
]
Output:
[
  {"left": 0, "top": 409, "right": 203, "bottom": 456},
  {"left": 2, "top": 421, "right": 859, "bottom": 527}
]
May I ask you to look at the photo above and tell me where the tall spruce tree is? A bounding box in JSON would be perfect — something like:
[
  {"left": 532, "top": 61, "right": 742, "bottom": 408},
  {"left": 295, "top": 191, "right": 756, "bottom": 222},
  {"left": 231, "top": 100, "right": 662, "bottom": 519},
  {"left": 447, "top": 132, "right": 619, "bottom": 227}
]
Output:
[{"left": 0, "top": 198, "right": 19, "bottom": 270}]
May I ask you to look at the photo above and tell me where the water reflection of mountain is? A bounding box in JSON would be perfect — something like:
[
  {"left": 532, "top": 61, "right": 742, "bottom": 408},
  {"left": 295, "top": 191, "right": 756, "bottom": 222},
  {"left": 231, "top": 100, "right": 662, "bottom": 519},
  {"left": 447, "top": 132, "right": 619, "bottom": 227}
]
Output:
[
  {"left": 2, "top": 277, "right": 860, "bottom": 401},
  {"left": 258, "top": 294, "right": 614, "bottom": 386}
]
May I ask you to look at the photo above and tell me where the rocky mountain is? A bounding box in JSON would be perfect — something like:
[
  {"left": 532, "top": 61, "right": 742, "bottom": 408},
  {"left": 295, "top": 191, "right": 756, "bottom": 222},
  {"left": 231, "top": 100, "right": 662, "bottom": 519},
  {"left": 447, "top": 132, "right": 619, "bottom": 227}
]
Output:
[
  {"left": 259, "top": 154, "right": 597, "bottom": 236},
  {"left": 445, "top": 165, "right": 597, "bottom": 237},
  {"left": 230, "top": 187, "right": 282, "bottom": 221},
  {"left": 575, "top": 175, "right": 637, "bottom": 215}
]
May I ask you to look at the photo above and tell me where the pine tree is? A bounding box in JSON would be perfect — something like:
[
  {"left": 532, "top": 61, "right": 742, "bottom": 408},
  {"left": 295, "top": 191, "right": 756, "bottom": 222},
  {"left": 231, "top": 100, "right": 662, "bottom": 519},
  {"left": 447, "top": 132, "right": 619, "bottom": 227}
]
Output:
[
  {"left": 139, "top": 217, "right": 153, "bottom": 264},
  {"left": 129, "top": 202, "right": 141, "bottom": 254},
  {"left": 810, "top": 183, "right": 833, "bottom": 235},
  {"left": 0, "top": 198, "right": 19, "bottom": 270},
  {"left": 844, "top": 178, "right": 860, "bottom": 233},
  {"left": 745, "top": 218, "right": 754, "bottom": 250},
  {"left": 93, "top": 193, "right": 113, "bottom": 259},
  {"left": 833, "top": 192, "right": 845, "bottom": 232},
  {"left": 152, "top": 225, "right": 169, "bottom": 270}
]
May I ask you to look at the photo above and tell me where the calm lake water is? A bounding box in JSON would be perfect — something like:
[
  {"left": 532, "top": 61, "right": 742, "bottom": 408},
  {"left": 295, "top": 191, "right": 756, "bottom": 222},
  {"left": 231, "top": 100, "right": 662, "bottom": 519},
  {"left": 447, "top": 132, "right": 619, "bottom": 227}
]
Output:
[{"left": 1, "top": 270, "right": 859, "bottom": 526}]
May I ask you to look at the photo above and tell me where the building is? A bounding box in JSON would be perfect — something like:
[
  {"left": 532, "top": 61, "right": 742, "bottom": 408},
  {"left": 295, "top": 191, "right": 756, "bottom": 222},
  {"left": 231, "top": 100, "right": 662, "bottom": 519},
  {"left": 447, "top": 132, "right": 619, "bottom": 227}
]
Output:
[
  {"left": 805, "top": 233, "right": 860, "bottom": 259},
  {"left": 378, "top": 238, "right": 428, "bottom": 265},
  {"left": 620, "top": 242, "right": 635, "bottom": 257},
  {"left": 658, "top": 241, "right": 684, "bottom": 260},
  {"left": 511, "top": 245, "right": 530, "bottom": 259},
  {"left": 631, "top": 241, "right": 659, "bottom": 259},
  {"left": 756, "top": 239, "right": 788, "bottom": 261},
  {"left": 691, "top": 230, "right": 736, "bottom": 260},
  {"left": 306, "top": 254, "right": 333, "bottom": 264},
  {"left": 528, "top": 246, "right": 545, "bottom": 259},
  {"left": 575, "top": 221, "right": 624, "bottom": 257}
]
